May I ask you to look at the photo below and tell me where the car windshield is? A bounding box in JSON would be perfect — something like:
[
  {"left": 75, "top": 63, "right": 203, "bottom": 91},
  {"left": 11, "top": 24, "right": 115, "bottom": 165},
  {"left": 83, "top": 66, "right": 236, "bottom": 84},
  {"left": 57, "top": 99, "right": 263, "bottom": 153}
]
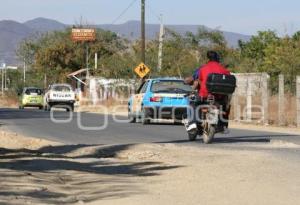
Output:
[
  {"left": 25, "top": 88, "right": 42, "bottom": 95},
  {"left": 52, "top": 85, "right": 71, "bottom": 92},
  {"left": 151, "top": 80, "right": 192, "bottom": 93}
]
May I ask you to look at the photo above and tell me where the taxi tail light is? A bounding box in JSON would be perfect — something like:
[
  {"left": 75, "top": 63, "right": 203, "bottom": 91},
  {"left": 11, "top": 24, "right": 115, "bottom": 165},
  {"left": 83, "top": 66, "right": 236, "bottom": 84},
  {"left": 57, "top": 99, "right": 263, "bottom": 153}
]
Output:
[{"left": 150, "top": 97, "right": 163, "bottom": 102}]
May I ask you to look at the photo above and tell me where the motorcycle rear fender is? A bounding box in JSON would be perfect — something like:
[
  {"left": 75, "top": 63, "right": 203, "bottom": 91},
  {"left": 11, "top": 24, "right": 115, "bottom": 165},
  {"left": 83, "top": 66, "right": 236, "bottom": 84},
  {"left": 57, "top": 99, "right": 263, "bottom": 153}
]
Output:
[{"left": 207, "top": 108, "right": 219, "bottom": 125}]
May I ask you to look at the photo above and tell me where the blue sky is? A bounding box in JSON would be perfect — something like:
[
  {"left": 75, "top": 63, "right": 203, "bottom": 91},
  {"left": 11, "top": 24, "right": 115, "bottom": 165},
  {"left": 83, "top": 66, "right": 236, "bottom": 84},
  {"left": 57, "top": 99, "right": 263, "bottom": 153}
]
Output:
[{"left": 0, "top": 0, "right": 299, "bottom": 35}]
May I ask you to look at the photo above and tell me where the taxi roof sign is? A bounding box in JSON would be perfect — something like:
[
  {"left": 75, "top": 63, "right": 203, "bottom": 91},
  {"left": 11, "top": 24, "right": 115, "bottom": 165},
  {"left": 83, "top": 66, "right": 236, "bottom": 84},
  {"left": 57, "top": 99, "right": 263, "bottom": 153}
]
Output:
[{"left": 134, "top": 63, "right": 150, "bottom": 78}]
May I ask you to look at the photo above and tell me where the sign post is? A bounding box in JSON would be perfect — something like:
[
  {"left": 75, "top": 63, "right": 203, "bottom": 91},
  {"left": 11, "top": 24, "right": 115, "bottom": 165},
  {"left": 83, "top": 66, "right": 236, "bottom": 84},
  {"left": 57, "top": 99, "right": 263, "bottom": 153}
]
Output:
[
  {"left": 71, "top": 28, "right": 96, "bottom": 80},
  {"left": 0, "top": 64, "right": 4, "bottom": 95}
]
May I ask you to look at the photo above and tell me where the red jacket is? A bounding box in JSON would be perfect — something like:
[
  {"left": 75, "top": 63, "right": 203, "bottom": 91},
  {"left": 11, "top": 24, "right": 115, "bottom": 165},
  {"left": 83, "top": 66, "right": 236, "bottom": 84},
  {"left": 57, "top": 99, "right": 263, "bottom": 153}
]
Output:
[{"left": 198, "top": 61, "right": 230, "bottom": 97}]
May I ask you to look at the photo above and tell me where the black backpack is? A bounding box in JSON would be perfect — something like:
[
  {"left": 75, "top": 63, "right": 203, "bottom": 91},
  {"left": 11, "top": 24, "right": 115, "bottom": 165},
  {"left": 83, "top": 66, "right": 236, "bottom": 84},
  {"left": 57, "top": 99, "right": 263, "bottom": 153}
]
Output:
[{"left": 206, "top": 73, "right": 236, "bottom": 95}]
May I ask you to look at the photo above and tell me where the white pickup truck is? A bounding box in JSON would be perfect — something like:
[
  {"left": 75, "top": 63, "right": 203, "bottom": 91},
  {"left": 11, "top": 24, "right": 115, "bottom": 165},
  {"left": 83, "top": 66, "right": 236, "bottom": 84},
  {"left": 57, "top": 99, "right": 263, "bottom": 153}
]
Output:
[{"left": 44, "top": 84, "right": 76, "bottom": 112}]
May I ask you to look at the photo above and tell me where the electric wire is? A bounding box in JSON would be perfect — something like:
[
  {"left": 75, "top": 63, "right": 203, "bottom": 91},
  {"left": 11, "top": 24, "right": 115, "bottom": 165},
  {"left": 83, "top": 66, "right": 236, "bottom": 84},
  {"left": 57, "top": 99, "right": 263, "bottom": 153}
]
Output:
[{"left": 111, "top": 0, "right": 138, "bottom": 24}]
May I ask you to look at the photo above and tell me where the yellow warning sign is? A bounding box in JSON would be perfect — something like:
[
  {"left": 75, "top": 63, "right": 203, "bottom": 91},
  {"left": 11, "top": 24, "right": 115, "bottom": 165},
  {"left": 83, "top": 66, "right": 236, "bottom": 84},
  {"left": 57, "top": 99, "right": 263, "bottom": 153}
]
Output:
[{"left": 134, "top": 63, "right": 150, "bottom": 78}]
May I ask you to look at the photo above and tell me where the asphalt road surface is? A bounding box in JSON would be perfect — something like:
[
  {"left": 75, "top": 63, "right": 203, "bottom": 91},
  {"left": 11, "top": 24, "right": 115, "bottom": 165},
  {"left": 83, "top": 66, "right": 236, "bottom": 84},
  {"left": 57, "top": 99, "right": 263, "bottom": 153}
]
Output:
[{"left": 1, "top": 108, "right": 300, "bottom": 148}]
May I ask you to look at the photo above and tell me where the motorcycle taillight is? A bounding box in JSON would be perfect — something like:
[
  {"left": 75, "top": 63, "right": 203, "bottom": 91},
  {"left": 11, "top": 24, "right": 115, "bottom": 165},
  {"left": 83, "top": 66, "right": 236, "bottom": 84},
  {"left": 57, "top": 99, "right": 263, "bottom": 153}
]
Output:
[{"left": 201, "top": 108, "right": 208, "bottom": 113}]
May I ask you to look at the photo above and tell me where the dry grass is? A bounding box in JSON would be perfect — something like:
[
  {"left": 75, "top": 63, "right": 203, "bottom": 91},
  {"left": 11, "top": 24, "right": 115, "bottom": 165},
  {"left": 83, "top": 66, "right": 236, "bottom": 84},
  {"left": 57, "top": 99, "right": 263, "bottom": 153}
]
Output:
[
  {"left": 0, "top": 92, "right": 18, "bottom": 108},
  {"left": 230, "top": 94, "right": 297, "bottom": 126},
  {"left": 268, "top": 94, "right": 297, "bottom": 126},
  {"left": 77, "top": 97, "right": 128, "bottom": 115}
]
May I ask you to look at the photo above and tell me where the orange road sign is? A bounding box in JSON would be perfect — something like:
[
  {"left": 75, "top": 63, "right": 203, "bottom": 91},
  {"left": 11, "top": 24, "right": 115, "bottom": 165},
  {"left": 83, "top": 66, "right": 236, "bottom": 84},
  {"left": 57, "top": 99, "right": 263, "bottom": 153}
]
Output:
[
  {"left": 134, "top": 63, "right": 150, "bottom": 78},
  {"left": 71, "top": 29, "right": 96, "bottom": 42}
]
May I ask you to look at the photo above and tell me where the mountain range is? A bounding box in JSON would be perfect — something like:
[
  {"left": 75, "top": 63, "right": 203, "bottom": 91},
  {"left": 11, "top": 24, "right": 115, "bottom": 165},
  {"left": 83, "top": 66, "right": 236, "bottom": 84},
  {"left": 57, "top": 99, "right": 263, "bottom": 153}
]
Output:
[{"left": 0, "top": 17, "right": 251, "bottom": 65}]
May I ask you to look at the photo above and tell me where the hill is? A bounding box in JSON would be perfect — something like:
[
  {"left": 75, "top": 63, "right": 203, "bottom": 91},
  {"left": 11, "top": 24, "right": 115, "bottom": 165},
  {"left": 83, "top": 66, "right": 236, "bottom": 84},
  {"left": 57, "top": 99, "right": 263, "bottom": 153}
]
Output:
[
  {"left": 97, "top": 20, "right": 251, "bottom": 47},
  {"left": 0, "top": 18, "right": 251, "bottom": 65},
  {"left": 0, "top": 20, "right": 34, "bottom": 64},
  {"left": 24, "top": 17, "right": 66, "bottom": 32}
]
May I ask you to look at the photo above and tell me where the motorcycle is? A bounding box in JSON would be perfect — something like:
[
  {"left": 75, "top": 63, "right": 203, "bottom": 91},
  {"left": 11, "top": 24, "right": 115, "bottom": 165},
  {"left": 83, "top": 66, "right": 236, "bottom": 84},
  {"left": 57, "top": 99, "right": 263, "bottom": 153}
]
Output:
[
  {"left": 184, "top": 93, "right": 227, "bottom": 144},
  {"left": 183, "top": 73, "right": 237, "bottom": 144}
]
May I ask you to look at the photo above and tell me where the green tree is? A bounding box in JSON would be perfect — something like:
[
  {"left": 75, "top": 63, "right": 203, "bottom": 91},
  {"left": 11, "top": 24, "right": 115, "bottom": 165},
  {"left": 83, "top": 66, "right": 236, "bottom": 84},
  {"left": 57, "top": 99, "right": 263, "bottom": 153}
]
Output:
[
  {"left": 263, "top": 37, "right": 300, "bottom": 93},
  {"left": 238, "top": 30, "right": 279, "bottom": 72},
  {"left": 17, "top": 28, "right": 130, "bottom": 85},
  {"left": 159, "top": 29, "right": 198, "bottom": 77}
]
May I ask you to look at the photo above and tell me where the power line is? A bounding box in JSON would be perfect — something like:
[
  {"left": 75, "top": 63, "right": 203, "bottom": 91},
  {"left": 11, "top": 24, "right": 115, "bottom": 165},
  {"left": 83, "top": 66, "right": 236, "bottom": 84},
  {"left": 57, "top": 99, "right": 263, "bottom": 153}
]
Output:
[
  {"left": 111, "top": 0, "right": 138, "bottom": 24},
  {"left": 147, "top": 4, "right": 161, "bottom": 22}
]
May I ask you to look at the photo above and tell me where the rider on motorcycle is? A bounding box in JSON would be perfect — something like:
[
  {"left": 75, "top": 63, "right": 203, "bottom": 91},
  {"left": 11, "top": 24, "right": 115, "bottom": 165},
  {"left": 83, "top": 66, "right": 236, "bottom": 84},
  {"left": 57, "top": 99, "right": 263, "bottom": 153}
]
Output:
[
  {"left": 186, "top": 51, "right": 231, "bottom": 133},
  {"left": 184, "top": 66, "right": 202, "bottom": 90}
]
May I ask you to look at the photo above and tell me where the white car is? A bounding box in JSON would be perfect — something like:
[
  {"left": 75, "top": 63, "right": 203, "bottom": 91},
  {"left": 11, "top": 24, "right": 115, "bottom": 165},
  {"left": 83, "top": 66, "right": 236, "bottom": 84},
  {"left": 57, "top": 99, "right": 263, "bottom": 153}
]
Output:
[{"left": 44, "top": 84, "right": 76, "bottom": 112}]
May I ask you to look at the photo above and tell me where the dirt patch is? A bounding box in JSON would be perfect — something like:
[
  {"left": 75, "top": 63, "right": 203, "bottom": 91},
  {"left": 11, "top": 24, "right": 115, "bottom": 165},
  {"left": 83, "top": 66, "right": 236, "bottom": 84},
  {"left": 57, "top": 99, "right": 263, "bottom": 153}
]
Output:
[
  {"left": 103, "top": 144, "right": 300, "bottom": 205},
  {"left": 0, "top": 128, "right": 59, "bottom": 150},
  {"left": 269, "top": 140, "right": 300, "bottom": 148},
  {"left": 1, "top": 130, "right": 299, "bottom": 205}
]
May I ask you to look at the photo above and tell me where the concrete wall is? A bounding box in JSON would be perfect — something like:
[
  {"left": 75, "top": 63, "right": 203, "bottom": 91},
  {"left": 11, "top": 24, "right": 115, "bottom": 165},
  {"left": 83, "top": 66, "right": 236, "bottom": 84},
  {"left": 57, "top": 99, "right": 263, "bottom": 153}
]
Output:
[{"left": 232, "top": 73, "right": 269, "bottom": 124}]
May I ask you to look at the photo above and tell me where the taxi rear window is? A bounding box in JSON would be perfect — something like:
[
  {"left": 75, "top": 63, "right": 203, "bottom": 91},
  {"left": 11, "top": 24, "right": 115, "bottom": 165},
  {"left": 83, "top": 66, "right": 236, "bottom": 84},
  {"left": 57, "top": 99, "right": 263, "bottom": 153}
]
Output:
[{"left": 151, "top": 80, "right": 192, "bottom": 93}]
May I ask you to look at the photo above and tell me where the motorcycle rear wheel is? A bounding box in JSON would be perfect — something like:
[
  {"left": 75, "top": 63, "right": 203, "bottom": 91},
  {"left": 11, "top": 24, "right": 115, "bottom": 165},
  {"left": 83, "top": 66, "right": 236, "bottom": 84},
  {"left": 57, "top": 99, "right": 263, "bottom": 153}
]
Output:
[{"left": 203, "top": 125, "right": 216, "bottom": 144}]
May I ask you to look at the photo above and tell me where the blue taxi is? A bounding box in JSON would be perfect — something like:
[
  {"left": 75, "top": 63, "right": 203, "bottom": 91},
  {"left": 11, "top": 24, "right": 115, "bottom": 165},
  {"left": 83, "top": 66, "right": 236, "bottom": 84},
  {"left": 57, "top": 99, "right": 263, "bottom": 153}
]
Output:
[{"left": 128, "top": 78, "right": 192, "bottom": 124}]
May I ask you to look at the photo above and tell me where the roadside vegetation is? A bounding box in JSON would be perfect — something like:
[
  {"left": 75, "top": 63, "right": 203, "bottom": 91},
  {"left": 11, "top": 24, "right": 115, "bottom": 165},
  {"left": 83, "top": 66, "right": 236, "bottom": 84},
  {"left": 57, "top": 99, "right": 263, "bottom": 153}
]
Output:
[{"left": 12, "top": 27, "right": 300, "bottom": 94}]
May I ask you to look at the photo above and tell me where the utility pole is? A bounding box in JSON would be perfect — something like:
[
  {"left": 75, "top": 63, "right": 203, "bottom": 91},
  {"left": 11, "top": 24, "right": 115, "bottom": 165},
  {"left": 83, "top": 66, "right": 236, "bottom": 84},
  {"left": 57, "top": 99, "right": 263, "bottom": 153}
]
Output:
[
  {"left": 1, "top": 68, "right": 3, "bottom": 95},
  {"left": 278, "top": 74, "right": 285, "bottom": 126},
  {"left": 157, "top": 14, "right": 164, "bottom": 72},
  {"left": 141, "top": 0, "right": 146, "bottom": 63},
  {"left": 297, "top": 76, "right": 300, "bottom": 127},
  {"left": 44, "top": 73, "right": 47, "bottom": 89},
  {"left": 23, "top": 58, "right": 26, "bottom": 85},
  {"left": 86, "top": 43, "right": 90, "bottom": 79},
  {"left": 4, "top": 67, "right": 7, "bottom": 90},
  {"left": 95, "top": 53, "right": 98, "bottom": 70}
]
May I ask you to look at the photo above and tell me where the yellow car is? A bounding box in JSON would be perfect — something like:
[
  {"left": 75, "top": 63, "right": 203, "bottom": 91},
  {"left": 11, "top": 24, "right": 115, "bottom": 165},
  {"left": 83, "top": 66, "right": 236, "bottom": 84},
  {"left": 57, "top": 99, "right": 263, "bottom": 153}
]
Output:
[{"left": 19, "top": 87, "right": 44, "bottom": 109}]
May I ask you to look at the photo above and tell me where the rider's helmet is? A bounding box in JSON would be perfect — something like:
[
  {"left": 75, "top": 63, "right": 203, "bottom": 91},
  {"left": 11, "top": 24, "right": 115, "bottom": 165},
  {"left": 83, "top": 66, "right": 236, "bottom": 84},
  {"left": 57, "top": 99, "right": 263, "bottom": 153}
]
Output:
[{"left": 207, "top": 51, "right": 220, "bottom": 63}]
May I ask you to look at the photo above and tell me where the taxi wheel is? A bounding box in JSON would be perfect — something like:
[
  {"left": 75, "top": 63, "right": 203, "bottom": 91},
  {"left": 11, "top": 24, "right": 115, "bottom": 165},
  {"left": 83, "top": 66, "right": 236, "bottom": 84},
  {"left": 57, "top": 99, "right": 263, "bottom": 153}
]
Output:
[
  {"left": 141, "top": 109, "right": 150, "bottom": 125},
  {"left": 128, "top": 109, "right": 136, "bottom": 123},
  {"left": 142, "top": 118, "right": 150, "bottom": 125},
  {"left": 129, "top": 115, "right": 136, "bottom": 123}
]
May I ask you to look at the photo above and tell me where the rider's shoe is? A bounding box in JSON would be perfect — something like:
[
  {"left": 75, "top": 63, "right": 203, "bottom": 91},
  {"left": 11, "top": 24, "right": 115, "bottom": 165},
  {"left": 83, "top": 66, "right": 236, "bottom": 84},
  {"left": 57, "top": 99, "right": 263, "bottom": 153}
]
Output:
[{"left": 186, "top": 123, "right": 197, "bottom": 132}]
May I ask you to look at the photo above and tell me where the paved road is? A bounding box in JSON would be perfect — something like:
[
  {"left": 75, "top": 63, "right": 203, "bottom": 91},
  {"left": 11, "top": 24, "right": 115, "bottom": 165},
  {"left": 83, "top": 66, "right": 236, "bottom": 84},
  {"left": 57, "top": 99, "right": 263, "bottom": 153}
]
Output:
[{"left": 1, "top": 108, "right": 299, "bottom": 147}]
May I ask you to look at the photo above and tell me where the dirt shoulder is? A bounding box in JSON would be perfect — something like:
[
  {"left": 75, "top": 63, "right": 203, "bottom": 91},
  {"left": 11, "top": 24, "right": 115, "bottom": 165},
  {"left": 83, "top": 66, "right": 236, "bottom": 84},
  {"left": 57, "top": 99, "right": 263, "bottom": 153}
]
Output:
[
  {"left": 230, "top": 122, "right": 300, "bottom": 135},
  {"left": 0, "top": 128, "right": 60, "bottom": 150},
  {"left": 0, "top": 129, "right": 299, "bottom": 205}
]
